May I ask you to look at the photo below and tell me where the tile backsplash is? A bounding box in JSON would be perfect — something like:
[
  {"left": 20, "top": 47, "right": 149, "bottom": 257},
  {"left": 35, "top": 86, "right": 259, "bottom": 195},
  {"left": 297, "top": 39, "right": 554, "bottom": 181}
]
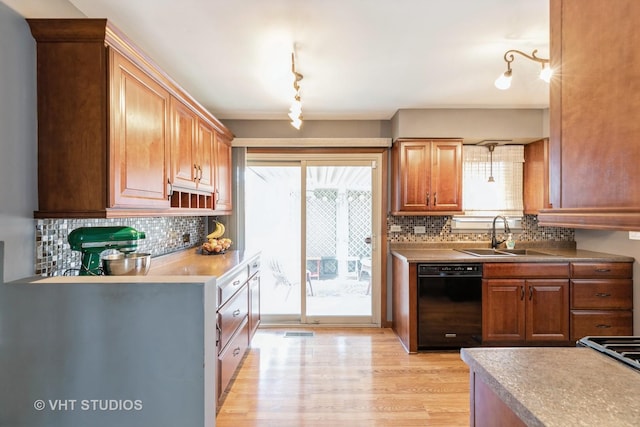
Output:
[
  {"left": 35, "top": 217, "right": 206, "bottom": 276},
  {"left": 387, "top": 214, "right": 574, "bottom": 243}
]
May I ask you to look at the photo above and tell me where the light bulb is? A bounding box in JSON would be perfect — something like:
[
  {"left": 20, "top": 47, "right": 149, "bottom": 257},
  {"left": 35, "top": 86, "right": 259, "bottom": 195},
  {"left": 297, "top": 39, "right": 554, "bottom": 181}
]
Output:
[
  {"left": 288, "top": 110, "right": 301, "bottom": 121},
  {"left": 539, "top": 64, "right": 553, "bottom": 83},
  {"left": 494, "top": 71, "right": 512, "bottom": 90},
  {"left": 290, "top": 117, "right": 302, "bottom": 129}
]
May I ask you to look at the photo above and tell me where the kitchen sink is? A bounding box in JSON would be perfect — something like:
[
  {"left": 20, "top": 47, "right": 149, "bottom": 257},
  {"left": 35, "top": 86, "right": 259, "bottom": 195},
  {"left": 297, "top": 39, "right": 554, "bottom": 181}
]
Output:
[{"left": 456, "top": 248, "right": 556, "bottom": 257}]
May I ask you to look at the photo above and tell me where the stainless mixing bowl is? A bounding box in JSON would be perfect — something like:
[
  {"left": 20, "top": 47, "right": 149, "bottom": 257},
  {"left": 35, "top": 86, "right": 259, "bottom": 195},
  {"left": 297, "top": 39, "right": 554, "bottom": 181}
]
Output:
[{"left": 101, "top": 252, "right": 151, "bottom": 276}]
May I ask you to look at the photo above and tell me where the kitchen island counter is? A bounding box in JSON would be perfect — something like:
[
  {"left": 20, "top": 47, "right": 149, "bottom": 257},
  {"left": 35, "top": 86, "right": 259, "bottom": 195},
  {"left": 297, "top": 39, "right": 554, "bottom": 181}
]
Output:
[
  {"left": 461, "top": 346, "right": 640, "bottom": 426},
  {"left": 0, "top": 248, "right": 260, "bottom": 427}
]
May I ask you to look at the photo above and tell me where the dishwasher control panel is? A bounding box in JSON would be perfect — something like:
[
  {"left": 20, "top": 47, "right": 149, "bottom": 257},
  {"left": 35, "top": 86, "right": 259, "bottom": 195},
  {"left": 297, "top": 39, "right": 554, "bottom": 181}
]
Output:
[{"left": 418, "top": 263, "right": 483, "bottom": 277}]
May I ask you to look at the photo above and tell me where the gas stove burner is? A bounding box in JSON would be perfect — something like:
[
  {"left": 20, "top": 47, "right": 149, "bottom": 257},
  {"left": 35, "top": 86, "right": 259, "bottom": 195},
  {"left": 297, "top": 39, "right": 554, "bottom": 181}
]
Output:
[{"left": 578, "top": 336, "right": 640, "bottom": 372}]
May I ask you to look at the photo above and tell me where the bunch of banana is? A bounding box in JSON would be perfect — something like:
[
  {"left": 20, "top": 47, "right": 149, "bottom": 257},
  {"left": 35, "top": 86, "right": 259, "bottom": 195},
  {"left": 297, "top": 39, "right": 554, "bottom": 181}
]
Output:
[
  {"left": 207, "top": 221, "right": 225, "bottom": 239},
  {"left": 202, "top": 221, "right": 232, "bottom": 254}
]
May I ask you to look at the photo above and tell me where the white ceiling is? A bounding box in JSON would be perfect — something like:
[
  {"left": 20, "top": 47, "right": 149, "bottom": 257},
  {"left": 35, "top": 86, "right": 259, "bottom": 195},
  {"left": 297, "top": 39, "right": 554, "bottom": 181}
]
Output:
[{"left": 3, "top": 0, "right": 550, "bottom": 120}]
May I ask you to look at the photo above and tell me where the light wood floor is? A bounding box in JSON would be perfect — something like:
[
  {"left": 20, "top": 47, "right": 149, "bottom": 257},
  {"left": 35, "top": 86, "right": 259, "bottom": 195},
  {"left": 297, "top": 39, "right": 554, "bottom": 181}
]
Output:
[{"left": 216, "top": 327, "right": 471, "bottom": 427}]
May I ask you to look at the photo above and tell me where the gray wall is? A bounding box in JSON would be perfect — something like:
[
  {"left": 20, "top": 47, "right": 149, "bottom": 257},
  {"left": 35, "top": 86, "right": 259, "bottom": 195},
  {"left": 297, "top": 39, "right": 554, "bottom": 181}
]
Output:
[
  {"left": 223, "top": 119, "right": 391, "bottom": 139},
  {"left": 0, "top": 3, "right": 37, "bottom": 282},
  {"left": 390, "top": 108, "right": 547, "bottom": 143}
]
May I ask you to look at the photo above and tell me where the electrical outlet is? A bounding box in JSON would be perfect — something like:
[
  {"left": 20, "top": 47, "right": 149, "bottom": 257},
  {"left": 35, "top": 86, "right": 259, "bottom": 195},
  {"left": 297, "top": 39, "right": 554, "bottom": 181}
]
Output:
[
  {"left": 414, "top": 226, "right": 426, "bottom": 234},
  {"left": 629, "top": 231, "right": 640, "bottom": 240},
  {"left": 182, "top": 233, "right": 191, "bottom": 243},
  {"left": 390, "top": 225, "right": 402, "bottom": 232}
]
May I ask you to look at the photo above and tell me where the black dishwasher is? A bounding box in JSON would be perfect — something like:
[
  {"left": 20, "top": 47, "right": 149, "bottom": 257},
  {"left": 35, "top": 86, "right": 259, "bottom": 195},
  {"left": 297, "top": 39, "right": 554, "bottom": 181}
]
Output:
[{"left": 418, "top": 263, "right": 482, "bottom": 349}]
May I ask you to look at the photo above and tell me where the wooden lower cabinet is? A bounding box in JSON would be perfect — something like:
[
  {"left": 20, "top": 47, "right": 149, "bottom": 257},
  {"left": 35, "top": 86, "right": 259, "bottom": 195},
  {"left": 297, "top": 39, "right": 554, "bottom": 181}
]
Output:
[
  {"left": 482, "top": 261, "right": 634, "bottom": 345},
  {"left": 482, "top": 263, "right": 570, "bottom": 345},
  {"left": 483, "top": 278, "right": 570, "bottom": 344},
  {"left": 570, "top": 262, "right": 633, "bottom": 341},
  {"left": 216, "top": 256, "right": 260, "bottom": 408}
]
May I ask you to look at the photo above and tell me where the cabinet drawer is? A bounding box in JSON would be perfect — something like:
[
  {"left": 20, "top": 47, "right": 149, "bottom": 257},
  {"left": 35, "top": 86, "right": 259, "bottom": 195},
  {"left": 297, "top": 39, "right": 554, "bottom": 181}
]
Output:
[
  {"left": 570, "top": 262, "right": 632, "bottom": 279},
  {"left": 218, "top": 285, "right": 248, "bottom": 351},
  {"left": 571, "top": 279, "right": 633, "bottom": 309},
  {"left": 483, "top": 263, "right": 569, "bottom": 279},
  {"left": 218, "top": 270, "right": 248, "bottom": 307},
  {"left": 571, "top": 310, "right": 633, "bottom": 341},
  {"left": 218, "top": 319, "right": 249, "bottom": 399}
]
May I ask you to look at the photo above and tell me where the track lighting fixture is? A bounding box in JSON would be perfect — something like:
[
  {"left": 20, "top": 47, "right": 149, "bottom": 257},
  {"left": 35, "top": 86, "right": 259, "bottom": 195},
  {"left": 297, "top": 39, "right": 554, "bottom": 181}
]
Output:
[
  {"left": 494, "top": 49, "right": 551, "bottom": 90},
  {"left": 289, "top": 51, "right": 303, "bottom": 129}
]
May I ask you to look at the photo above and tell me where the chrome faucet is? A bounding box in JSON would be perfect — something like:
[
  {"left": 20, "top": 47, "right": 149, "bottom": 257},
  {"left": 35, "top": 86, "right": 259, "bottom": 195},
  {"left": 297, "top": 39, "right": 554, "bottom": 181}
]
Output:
[{"left": 491, "top": 215, "right": 511, "bottom": 249}]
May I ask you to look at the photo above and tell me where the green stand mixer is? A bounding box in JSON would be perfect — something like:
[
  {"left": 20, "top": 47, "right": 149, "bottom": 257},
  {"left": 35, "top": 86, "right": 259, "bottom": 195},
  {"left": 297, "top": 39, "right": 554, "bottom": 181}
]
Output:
[{"left": 68, "top": 226, "right": 147, "bottom": 275}]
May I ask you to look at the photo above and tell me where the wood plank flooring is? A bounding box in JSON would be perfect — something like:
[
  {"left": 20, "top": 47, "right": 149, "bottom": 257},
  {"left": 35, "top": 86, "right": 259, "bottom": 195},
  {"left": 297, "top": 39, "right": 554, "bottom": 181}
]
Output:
[{"left": 216, "top": 327, "right": 471, "bottom": 427}]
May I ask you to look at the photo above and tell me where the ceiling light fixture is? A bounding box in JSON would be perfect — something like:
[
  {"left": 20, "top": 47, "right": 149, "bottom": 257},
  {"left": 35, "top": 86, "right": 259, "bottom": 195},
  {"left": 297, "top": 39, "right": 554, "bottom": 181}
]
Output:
[
  {"left": 289, "top": 51, "right": 303, "bottom": 129},
  {"left": 494, "top": 49, "right": 551, "bottom": 90}
]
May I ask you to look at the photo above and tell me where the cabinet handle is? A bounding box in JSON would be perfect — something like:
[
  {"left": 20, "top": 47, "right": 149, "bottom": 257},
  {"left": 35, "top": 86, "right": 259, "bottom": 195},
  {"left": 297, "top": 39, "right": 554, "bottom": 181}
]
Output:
[
  {"left": 596, "top": 324, "right": 612, "bottom": 329},
  {"left": 167, "top": 179, "right": 173, "bottom": 200},
  {"left": 232, "top": 309, "right": 241, "bottom": 317},
  {"left": 595, "top": 268, "right": 611, "bottom": 273},
  {"left": 433, "top": 192, "right": 436, "bottom": 206},
  {"left": 198, "top": 165, "right": 203, "bottom": 180},
  {"left": 529, "top": 285, "right": 533, "bottom": 300},
  {"left": 215, "top": 189, "right": 220, "bottom": 203},
  {"left": 520, "top": 285, "right": 525, "bottom": 300},
  {"left": 233, "top": 280, "right": 241, "bottom": 287},
  {"left": 233, "top": 347, "right": 241, "bottom": 357},
  {"left": 193, "top": 163, "right": 198, "bottom": 181},
  {"left": 215, "top": 322, "right": 221, "bottom": 347},
  {"left": 426, "top": 192, "right": 430, "bottom": 206},
  {"left": 595, "top": 292, "right": 611, "bottom": 297}
]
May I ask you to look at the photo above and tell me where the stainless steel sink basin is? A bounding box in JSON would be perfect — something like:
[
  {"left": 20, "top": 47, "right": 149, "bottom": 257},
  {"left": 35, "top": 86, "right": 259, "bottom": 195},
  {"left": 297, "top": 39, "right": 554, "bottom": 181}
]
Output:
[{"left": 456, "top": 248, "right": 556, "bottom": 257}]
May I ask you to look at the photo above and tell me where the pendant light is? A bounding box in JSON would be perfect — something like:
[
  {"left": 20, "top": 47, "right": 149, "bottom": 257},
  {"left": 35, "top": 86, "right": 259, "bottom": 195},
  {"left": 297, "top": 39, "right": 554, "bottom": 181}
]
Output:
[{"left": 486, "top": 143, "right": 497, "bottom": 183}]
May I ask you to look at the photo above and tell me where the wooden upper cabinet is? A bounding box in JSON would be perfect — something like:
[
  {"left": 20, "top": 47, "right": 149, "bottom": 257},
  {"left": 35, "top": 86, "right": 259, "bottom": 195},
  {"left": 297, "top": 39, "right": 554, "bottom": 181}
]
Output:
[
  {"left": 110, "top": 51, "right": 170, "bottom": 209},
  {"left": 27, "top": 18, "right": 234, "bottom": 217},
  {"left": 169, "top": 99, "right": 215, "bottom": 194},
  {"left": 523, "top": 138, "right": 551, "bottom": 214},
  {"left": 170, "top": 98, "right": 198, "bottom": 191},
  {"left": 197, "top": 121, "right": 215, "bottom": 192},
  {"left": 391, "top": 139, "right": 462, "bottom": 215},
  {"left": 539, "top": 0, "right": 640, "bottom": 229},
  {"left": 213, "top": 132, "right": 233, "bottom": 212}
]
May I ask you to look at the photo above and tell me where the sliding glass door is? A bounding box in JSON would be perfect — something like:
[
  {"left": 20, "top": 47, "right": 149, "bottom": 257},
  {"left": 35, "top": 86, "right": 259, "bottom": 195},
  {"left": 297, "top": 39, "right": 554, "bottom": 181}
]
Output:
[{"left": 245, "top": 154, "right": 380, "bottom": 325}]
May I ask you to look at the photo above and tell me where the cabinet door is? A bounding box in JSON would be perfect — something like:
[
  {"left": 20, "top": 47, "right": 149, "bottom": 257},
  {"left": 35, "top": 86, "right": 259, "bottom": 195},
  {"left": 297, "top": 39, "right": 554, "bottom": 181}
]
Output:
[
  {"left": 430, "top": 141, "right": 462, "bottom": 211},
  {"left": 397, "top": 141, "right": 431, "bottom": 211},
  {"left": 523, "top": 138, "right": 550, "bottom": 214},
  {"left": 526, "top": 279, "right": 570, "bottom": 342},
  {"left": 482, "top": 279, "right": 526, "bottom": 342},
  {"left": 110, "top": 51, "right": 170, "bottom": 208},
  {"left": 196, "top": 120, "right": 215, "bottom": 192},
  {"left": 170, "top": 98, "right": 198, "bottom": 191},
  {"left": 214, "top": 132, "right": 233, "bottom": 211}
]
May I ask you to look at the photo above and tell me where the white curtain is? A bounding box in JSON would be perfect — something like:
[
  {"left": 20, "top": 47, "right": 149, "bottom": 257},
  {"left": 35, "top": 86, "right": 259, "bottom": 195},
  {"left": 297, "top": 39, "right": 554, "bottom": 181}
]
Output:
[{"left": 462, "top": 145, "right": 524, "bottom": 216}]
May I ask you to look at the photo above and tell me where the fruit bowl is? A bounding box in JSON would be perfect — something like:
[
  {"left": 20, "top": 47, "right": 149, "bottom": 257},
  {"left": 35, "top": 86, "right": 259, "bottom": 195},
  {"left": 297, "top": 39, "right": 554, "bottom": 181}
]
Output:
[{"left": 201, "top": 237, "right": 232, "bottom": 255}]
